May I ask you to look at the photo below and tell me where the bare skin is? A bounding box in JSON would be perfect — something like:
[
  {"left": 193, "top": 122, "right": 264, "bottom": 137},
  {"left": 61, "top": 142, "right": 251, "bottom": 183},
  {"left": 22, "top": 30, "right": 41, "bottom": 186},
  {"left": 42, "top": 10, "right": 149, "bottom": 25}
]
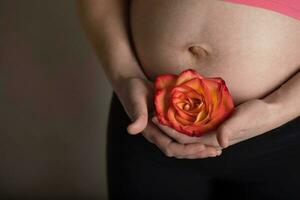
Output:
[
  {"left": 78, "top": 0, "right": 300, "bottom": 159},
  {"left": 129, "top": 0, "right": 300, "bottom": 154},
  {"left": 130, "top": 0, "right": 300, "bottom": 105}
]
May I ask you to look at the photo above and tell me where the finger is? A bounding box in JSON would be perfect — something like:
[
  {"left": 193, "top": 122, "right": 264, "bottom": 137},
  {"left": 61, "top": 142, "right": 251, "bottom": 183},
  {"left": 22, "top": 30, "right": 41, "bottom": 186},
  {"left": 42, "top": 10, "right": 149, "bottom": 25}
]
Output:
[
  {"left": 176, "top": 146, "right": 222, "bottom": 159},
  {"left": 166, "top": 142, "right": 207, "bottom": 158},
  {"left": 153, "top": 117, "right": 221, "bottom": 148},
  {"left": 127, "top": 93, "right": 148, "bottom": 135},
  {"left": 142, "top": 123, "right": 171, "bottom": 145},
  {"left": 152, "top": 117, "right": 198, "bottom": 144},
  {"left": 216, "top": 120, "right": 235, "bottom": 148},
  {"left": 127, "top": 114, "right": 148, "bottom": 135},
  {"left": 152, "top": 116, "right": 221, "bottom": 148},
  {"left": 216, "top": 129, "right": 229, "bottom": 148},
  {"left": 196, "top": 131, "right": 220, "bottom": 148},
  {"left": 195, "top": 146, "right": 222, "bottom": 158},
  {"left": 143, "top": 123, "right": 206, "bottom": 158}
]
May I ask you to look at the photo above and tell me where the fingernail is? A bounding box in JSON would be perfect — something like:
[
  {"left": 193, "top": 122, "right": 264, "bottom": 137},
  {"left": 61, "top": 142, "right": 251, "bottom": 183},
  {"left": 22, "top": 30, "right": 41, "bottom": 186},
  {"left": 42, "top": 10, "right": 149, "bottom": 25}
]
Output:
[
  {"left": 209, "top": 153, "right": 217, "bottom": 157},
  {"left": 216, "top": 150, "right": 222, "bottom": 156}
]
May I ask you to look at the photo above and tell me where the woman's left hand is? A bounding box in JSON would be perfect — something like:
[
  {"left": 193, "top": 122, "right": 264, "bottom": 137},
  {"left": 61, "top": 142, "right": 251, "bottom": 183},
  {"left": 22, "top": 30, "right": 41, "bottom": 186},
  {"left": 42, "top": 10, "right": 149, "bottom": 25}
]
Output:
[{"left": 152, "top": 99, "right": 279, "bottom": 151}]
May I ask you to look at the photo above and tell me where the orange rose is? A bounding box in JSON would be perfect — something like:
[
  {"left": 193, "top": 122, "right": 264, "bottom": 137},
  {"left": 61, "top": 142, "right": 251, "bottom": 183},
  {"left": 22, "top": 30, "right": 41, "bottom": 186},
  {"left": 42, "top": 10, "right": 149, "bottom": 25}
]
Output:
[{"left": 154, "top": 69, "right": 234, "bottom": 137}]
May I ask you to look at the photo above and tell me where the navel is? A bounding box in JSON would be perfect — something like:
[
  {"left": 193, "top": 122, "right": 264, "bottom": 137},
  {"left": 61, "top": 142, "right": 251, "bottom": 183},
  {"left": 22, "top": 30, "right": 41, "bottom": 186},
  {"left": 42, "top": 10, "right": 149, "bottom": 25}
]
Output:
[{"left": 188, "top": 45, "right": 209, "bottom": 59}]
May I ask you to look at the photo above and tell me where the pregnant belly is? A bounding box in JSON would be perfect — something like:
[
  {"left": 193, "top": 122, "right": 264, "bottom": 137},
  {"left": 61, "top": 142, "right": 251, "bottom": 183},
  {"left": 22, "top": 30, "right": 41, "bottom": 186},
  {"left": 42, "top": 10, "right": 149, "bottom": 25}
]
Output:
[{"left": 130, "top": 0, "right": 300, "bottom": 105}]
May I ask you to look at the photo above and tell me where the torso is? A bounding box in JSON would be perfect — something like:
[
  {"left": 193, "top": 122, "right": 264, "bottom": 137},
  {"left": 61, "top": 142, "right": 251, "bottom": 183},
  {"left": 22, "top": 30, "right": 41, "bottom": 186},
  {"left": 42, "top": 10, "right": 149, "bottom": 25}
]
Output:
[{"left": 129, "top": 0, "right": 300, "bottom": 105}]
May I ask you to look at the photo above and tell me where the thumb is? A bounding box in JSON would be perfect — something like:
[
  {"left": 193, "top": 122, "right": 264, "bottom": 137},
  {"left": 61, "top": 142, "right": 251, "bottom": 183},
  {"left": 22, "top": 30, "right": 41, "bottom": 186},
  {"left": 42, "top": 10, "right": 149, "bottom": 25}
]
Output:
[
  {"left": 126, "top": 96, "right": 148, "bottom": 135},
  {"left": 216, "top": 126, "right": 230, "bottom": 148}
]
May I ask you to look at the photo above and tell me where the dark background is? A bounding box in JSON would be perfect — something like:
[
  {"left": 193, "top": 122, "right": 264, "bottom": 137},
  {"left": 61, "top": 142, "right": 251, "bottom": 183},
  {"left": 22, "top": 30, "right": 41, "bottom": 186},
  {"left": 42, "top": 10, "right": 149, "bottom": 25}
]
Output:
[{"left": 0, "top": 0, "right": 110, "bottom": 199}]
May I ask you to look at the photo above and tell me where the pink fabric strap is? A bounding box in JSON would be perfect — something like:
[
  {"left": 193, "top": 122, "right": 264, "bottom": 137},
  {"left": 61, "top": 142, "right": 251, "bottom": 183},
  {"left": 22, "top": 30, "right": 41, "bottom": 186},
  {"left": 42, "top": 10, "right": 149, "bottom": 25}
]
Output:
[{"left": 224, "top": 0, "right": 300, "bottom": 21}]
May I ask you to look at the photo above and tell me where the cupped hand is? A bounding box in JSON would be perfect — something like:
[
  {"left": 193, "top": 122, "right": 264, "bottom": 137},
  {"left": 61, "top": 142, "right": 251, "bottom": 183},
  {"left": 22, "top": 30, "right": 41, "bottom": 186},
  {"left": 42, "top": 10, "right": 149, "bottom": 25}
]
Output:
[
  {"left": 152, "top": 99, "right": 277, "bottom": 149},
  {"left": 117, "top": 77, "right": 221, "bottom": 159},
  {"left": 116, "top": 77, "right": 153, "bottom": 135},
  {"left": 142, "top": 120, "right": 222, "bottom": 159}
]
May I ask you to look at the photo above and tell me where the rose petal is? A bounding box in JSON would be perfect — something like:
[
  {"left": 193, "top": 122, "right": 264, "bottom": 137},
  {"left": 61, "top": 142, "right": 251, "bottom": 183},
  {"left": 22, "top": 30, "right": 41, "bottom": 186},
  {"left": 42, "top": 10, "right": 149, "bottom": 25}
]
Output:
[
  {"left": 194, "top": 110, "right": 208, "bottom": 123},
  {"left": 175, "top": 100, "right": 200, "bottom": 116},
  {"left": 194, "top": 111, "right": 212, "bottom": 126},
  {"left": 171, "top": 85, "right": 203, "bottom": 100},
  {"left": 172, "top": 94, "right": 199, "bottom": 116},
  {"left": 181, "top": 125, "right": 208, "bottom": 137},
  {"left": 221, "top": 85, "right": 234, "bottom": 111},
  {"left": 203, "top": 78, "right": 223, "bottom": 107},
  {"left": 175, "top": 69, "right": 203, "bottom": 85},
  {"left": 168, "top": 104, "right": 215, "bottom": 136},
  {"left": 171, "top": 83, "right": 209, "bottom": 122},
  {"left": 154, "top": 69, "right": 235, "bottom": 137},
  {"left": 167, "top": 106, "right": 184, "bottom": 131},
  {"left": 154, "top": 74, "right": 178, "bottom": 90},
  {"left": 204, "top": 84, "right": 234, "bottom": 134},
  {"left": 174, "top": 114, "right": 194, "bottom": 126},
  {"left": 154, "top": 89, "right": 170, "bottom": 125},
  {"left": 174, "top": 104, "right": 196, "bottom": 121},
  {"left": 168, "top": 103, "right": 212, "bottom": 136},
  {"left": 182, "top": 78, "right": 206, "bottom": 96},
  {"left": 210, "top": 84, "right": 234, "bottom": 122}
]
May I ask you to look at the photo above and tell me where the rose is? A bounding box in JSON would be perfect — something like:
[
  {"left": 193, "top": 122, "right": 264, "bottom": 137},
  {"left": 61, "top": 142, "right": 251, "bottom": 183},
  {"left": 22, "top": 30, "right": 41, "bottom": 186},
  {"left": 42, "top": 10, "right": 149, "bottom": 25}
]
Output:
[{"left": 154, "top": 69, "right": 234, "bottom": 137}]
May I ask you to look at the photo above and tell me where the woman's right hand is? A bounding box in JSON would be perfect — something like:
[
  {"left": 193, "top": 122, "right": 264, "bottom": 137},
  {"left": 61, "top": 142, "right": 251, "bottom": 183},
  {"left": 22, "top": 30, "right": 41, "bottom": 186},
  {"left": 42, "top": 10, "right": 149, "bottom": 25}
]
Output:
[
  {"left": 116, "top": 77, "right": 221, "bottom": 159},
  {"left": 116, "top": 77, "right": 154, "bottom": 135},
  {"left": 78, "top": 0, "right": 219, "bottom": 159}
]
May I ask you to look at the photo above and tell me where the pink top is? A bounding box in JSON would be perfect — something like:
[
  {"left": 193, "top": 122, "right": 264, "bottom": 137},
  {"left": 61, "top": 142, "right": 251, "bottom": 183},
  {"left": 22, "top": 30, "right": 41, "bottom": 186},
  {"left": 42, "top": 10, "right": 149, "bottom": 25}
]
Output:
[{"left": 224, "top": 0, "right": 300, "bottom": 21}]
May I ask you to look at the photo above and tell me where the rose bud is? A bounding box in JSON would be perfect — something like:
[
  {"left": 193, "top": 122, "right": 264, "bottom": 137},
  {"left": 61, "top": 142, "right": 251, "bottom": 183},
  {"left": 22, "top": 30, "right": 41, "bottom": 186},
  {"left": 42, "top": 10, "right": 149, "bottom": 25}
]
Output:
[{"left": 154, "top": 69, "right": 234, "bottom": 137}]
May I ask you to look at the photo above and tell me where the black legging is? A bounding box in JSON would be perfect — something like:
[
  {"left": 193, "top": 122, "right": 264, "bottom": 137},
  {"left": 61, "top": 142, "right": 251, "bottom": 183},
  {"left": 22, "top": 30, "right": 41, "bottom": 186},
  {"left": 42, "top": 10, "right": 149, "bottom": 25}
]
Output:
[{"left": 106, "top": 92, "right": 300, "bottom": 200}]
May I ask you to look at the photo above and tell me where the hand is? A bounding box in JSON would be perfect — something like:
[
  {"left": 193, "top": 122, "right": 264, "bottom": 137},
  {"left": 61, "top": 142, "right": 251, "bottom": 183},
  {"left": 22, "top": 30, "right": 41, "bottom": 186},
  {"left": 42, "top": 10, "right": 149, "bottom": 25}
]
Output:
[
  {"left": 117, "top": 77, "right": 221, "bottom": 159},
  {"left": 116, "top": 77, "right": 153, "bottom": 134},
  {"left": 142, "top": 120, "right": 222, "bottom": 159},
  {"left": 152, "top": 99, "right": 277, "bottom": 149}
]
